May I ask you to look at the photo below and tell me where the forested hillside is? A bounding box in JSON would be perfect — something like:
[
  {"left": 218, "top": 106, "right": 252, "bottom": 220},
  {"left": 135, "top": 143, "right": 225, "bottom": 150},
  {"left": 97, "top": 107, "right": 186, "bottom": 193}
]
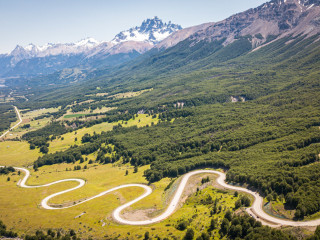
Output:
[{"left": 18, "top": 32, "right": 319, "bottom": 220}]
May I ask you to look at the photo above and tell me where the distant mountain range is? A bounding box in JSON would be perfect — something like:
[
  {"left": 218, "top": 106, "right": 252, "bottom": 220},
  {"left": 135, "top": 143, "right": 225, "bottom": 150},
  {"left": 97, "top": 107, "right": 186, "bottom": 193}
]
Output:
[
  {"left": 0, "top": 17, "right": 183, "bottom": 78},
  {"left": 8, "top": 38, "right": 100, "bottom": 65}
]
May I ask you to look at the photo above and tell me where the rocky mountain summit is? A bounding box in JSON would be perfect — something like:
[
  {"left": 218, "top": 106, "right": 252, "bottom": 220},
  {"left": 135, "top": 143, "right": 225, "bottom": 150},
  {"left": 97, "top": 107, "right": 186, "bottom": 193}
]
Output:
[
  {"left": 86, "top": 17, "right": 182, "bottom": 63},
  {"left": 112, "top": 16, "right": 182, "bottom": 44}
]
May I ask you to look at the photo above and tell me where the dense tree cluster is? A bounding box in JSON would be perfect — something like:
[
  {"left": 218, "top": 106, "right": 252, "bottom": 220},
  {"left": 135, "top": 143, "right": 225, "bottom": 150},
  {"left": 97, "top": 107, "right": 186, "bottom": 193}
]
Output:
[
  {"left": 235, "top": 196, "right": 251, "bottom": 209},
  {"left": 0, "top": 105, "right": 17, "bottom": 133},
  {"left": 22, "top": 122, "right": 67, "bottom": 149},
  {"left": 24, "top": 229, "right": 79, "bottom": 240},
  {"left": 0, "top": 220, "right": 17, "bottom": 238},
  {"left": 21, "top": 123, "right": 31, "bottom": 129},
  {"left": 145, "top": 159, "right": 228, "bottom": 183},
  {"left": 219, "top": 214, "right": 295, "bottom": 240},
  {"left": 0, "top": 166, "right": 15, "bottom": 175},
  {"left": 1, "top": 218, "right": 79, "bottom": 239}
]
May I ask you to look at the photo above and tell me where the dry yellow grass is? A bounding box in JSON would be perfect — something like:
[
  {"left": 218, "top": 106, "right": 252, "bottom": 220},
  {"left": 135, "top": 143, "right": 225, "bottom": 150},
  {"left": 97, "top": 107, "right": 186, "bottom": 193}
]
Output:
[
  {"left": 109, "top": 88, "right": 153, "bottom": 99},
  {"left": 95, "top": 93, "right": 109, "bottom": 97},
  {"left": 0, "top": 141, "right": 42, "bottom": 166},
  {"left": 0, "top": 165, "right": 242, "bottom": 239},
  {"left": 61, "top": 107, "right": 116, "bottom": 120},
  {"left": 21, "top": 107, "right": 60, "bottom": 119},
  {"left": 0, "top": 163, "right": 157, "bottom": 238}
]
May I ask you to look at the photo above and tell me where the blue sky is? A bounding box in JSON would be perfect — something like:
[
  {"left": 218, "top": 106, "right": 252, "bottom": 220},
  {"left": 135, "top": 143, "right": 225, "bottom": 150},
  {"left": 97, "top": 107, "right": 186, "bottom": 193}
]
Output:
[{"left": 0, "top": 0, "right": 267, "bottom": 53}]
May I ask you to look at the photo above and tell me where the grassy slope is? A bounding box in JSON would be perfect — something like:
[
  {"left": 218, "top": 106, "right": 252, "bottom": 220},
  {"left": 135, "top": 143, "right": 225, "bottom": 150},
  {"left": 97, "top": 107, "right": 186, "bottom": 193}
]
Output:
[{"left": 0, "top": 141, "right": 42, "bottom": 166}]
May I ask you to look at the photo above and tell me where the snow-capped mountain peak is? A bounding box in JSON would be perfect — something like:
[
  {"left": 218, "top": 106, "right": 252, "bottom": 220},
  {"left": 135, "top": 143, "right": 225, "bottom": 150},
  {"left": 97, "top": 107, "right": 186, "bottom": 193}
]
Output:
[
  {"left": 112, "top": 16, "right": 182, "bottom": 45},
  {"left": 75, "top": 38, "right": 100, "bottom": 47},
  {"left": 24, "top": 43, "right": 37, "bottom": 52}
]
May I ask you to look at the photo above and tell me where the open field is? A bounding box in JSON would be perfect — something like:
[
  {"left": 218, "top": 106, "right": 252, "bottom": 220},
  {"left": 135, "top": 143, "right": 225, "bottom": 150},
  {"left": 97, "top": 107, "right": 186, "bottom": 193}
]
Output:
[
  {"left": 0, "top": 162, "right": 151, "bottom": 239},
  {"left": 88, "top": 88, "right": 153, "bottom": 99},
  {"left": 21, "top": 107, "right": 60, "bottom": 119},
  {"left": 108, "top": 89, "right": 153, "bottom": 99},
  {"left": 6, "top": 118, "right": 51, "bottom": 140},
  {"left": 49, "top": 114, "right": 159, "bottom": 153},
  {"left": 0, "top": 141, "right": 42, "bottom": 166},
  {"left": 2, "top": 109, "right": 159, "bottom": 155},
  {"left": 3, "top": 107, "right": 60, "bottom": 140},
  {"left": 62, "top": 107, "right": 115, "bottom": 119}
]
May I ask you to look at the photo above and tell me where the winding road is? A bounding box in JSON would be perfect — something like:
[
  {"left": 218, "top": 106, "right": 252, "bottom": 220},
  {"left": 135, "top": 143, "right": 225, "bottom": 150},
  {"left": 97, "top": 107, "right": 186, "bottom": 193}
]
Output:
[
  {"left": 1, "top": 108, "right": 319, "bottom": 226},
  {"left": 2, "top": 166, "right": 320, "bottom": 227},
  {"left": 0, "top": 106, "right": 22, "bottom": 139}
]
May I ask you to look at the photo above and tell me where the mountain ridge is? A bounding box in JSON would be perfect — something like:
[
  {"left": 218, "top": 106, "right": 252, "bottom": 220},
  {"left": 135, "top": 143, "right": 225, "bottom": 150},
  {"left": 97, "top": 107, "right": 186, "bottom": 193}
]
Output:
[
  {"left": 186, "top": 0, "right": 320, "bottom": 48},
  {"left": 3, "top": 0, "right": 320, "bottom": 84}
]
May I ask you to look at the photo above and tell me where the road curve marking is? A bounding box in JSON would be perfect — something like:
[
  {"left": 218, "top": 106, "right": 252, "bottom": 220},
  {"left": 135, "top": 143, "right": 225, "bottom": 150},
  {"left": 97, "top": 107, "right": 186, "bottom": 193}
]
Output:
[{"left": 1, "top": 166, "right": 320, "bottom": 226}]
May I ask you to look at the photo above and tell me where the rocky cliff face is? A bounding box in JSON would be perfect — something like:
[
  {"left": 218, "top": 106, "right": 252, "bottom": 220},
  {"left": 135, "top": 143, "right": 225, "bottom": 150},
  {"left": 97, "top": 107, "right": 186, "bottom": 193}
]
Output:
[
  {"left": 188, "top": 0, "right": 320, "bottom": 47},
  {"left": 155, "top": 22, "right": 213, "bottom": 50}
]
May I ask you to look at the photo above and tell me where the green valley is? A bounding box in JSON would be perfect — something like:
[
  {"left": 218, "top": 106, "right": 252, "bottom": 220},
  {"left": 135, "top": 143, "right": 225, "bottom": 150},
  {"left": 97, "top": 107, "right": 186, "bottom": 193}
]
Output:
[{"left": 1, "top": 0, "right": 320, "bottom": 239}]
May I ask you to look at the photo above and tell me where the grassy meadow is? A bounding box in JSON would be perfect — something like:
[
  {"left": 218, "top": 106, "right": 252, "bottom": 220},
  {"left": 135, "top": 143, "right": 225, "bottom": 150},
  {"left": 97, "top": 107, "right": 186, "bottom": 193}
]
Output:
[
  {"left": 0, "top": 141, "right": 42, "bottom": 166},
  {"left": 0, "top": 160, "right": 244, "bottom": 239}
]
